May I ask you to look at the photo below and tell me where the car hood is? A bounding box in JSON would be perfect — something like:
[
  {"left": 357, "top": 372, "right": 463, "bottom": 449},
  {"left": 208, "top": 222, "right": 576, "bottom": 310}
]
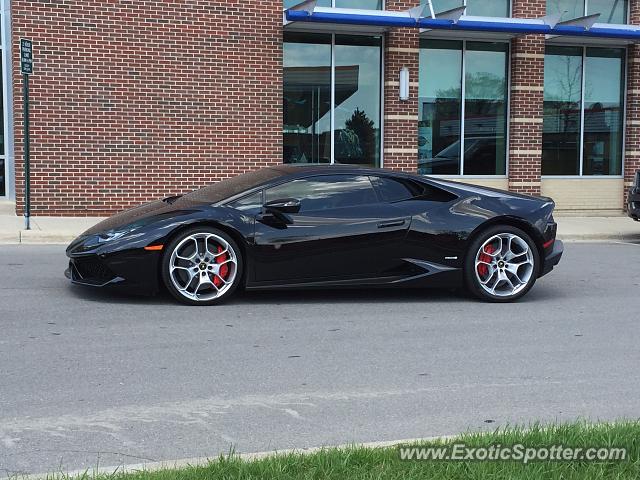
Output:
[{"left": 81, "top": 195, "right": 205, "bottom": 236}]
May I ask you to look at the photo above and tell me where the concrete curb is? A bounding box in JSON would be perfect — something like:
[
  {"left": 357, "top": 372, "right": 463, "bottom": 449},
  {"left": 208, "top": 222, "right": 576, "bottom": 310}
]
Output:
[{"left": 0, "top": 435, "right": 454, "bottom": 480}]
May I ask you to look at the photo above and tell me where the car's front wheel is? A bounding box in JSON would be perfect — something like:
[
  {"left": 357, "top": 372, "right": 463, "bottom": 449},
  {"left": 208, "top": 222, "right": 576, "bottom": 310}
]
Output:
[
  {"left": 465, "top": 225, "right": 539, "bottom": 302},
  {"left": 161, "top": 227, "right": 242, "bottom": 305}
]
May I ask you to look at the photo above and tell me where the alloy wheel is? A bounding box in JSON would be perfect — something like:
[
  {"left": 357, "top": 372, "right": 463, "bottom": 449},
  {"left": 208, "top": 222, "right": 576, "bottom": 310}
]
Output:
[
  {"left": 474, "top": 233, "right": 535, "bottom": 297},
  {"left": 169, "top": 233, "right": 238, "bottom": 302}
]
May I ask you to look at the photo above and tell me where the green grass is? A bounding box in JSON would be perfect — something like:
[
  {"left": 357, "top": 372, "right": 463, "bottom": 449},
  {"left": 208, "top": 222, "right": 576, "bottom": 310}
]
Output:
[{"left": 45, "top": 421, "right": 640, "bottom": 480}]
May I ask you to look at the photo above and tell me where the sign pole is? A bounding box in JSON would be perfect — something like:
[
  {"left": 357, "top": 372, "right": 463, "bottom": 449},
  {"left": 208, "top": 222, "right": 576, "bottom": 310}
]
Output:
[
  {"left": 20, "top": 38, "right": 33, "bottom": 230},
  {"left": 23, "top": 72, "right": 30, "bottom": 230}
]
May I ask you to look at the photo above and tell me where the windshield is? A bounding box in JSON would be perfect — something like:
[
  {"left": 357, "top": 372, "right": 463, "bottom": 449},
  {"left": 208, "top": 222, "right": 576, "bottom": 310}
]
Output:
[{"left": 183, "top": 168, "right": 287, "bottom": 204}]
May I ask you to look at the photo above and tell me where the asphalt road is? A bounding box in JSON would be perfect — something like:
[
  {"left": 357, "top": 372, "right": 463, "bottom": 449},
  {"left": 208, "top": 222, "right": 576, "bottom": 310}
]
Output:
[{"left": 1, "top": 242, "right": 639, "bottom": 476}]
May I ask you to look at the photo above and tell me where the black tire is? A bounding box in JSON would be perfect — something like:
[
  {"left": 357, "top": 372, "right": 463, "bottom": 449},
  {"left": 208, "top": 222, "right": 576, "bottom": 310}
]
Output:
[
  {"left": 161, "top": 226, "right": 243, "bottom": 306},
  {"left": 464, "top": 225, "right": 540, "bottom": 303}
]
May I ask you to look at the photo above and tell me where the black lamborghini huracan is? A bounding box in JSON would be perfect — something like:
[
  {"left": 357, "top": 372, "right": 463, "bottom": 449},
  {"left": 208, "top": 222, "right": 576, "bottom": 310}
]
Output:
[{"left": 65, "top": 165, "right": 563, "bottom": 305}]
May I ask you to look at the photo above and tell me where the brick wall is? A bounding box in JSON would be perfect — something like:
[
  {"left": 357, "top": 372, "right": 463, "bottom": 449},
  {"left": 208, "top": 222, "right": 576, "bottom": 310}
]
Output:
[
  {"left": 382, "top": 0, "right": 419, "bottom": 172},
  {"left": 508, "top": 0, "right": 545, "bottom": 196},
  {"left": 625, "top": 0, "right": 640, "bottom": 208},
  {"left": 12, "top": 1, "right": 282, "bottom": 216}
]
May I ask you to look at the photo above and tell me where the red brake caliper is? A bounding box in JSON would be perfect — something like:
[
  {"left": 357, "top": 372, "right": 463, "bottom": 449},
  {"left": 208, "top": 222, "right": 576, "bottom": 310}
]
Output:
[
  {"left": 477, "top": 244, "right": 495, "bottom": 277},
  {"left": 213, "top": 245, "right": 229, "bottom": 287}
]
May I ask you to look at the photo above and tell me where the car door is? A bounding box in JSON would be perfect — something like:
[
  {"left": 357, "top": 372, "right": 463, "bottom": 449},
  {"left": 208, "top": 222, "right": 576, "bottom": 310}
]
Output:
[{"left": 251, "top": 174, "right": 410, "bottom": 284}]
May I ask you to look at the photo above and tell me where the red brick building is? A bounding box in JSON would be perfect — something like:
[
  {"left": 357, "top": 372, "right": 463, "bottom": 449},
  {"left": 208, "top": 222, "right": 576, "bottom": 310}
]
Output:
[{"left": 1, "top": 0, "right": 638, "bottom": 216}]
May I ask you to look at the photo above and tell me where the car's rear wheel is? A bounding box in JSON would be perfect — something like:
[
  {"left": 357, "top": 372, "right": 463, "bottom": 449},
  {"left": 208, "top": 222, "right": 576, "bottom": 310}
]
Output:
[
  {"left": 465, "top": 225, "right": 539, "bottom": 303},
  {"left": 161, "top": 227, "right": 242, "bottom": 306}
]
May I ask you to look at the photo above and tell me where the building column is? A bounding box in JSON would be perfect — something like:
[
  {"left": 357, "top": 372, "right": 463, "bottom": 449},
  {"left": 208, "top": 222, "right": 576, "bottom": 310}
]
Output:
[
  {"left": 508, "top": 0, "right": 546, "bottom": 196},
  {"left": 382, "top": 1, "right": 420, "bottom": 172},
  {"left": 624, "top": 2, "right": 640, "bottom": 208}
]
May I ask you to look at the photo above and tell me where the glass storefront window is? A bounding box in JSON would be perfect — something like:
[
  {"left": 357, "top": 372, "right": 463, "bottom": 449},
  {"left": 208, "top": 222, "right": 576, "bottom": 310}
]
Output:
[
  {"left": 542, "top": 46, "right": 583, "bottom": 176},
  {"left": 283, "top": 33, "right": 382, "bottom": 167},
  {"left": 583, "top": 48, "right": 625, "bottom": 176},
  {"left": 588, "top": 0, "right": 627, "bottom": 24},
  {"left": 546, "top": 0, "right": 627, "bottom": 24},
  {"left": 335, "top": 0, "right": 384, "bottom": 8},
  {"left": 464, "top": 42, "right": 508, "bottom": 175},
  {"left": 284, "top": 0, "right": 382, "bottom": 8},
  {"left": 284, "top": 0, "right": 331, "bottom": 8},
  {"left": 334, "top": 35, "right": 381, "bottom": 167},
  {"left": 418, "top": 40, "right": 508, "bottom": 176},
  {"left": 426, "top": 0, "right": 510, "bottom": 17},
  {"left": 542, "top": 46, "right": 625, "bottom": 176},
  {"left": 283, "top": 33, "right": 332, "bottom": 164},
  {"left": 418, "top": 40, "right": 462, "bottom": 175}
]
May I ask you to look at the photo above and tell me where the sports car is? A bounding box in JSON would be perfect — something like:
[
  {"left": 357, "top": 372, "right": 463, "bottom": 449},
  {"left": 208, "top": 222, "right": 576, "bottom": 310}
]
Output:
[{"left": 65, "top": 165, "right": 563, "bottom": 305}]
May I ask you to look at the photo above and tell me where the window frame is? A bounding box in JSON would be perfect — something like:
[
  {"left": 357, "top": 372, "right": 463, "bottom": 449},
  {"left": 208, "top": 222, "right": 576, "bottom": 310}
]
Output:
[
  {"left": 541, "top": 44, "right": 627, "bottom": 179},
  {"left": 417, "top": 39, "right": 511, "bottom": 179}
]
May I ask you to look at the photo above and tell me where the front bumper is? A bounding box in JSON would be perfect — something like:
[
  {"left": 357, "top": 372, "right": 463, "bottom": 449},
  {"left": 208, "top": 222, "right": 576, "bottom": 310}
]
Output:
[
  {"left": 540, "top": 239, "right": 564, "bottom": 277},
  {"left": 65, "top": 247, "right": 162, "bottom": 295}
]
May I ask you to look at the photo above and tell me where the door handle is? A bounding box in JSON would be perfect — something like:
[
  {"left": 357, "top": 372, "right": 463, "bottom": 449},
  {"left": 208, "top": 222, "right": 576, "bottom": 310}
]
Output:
[{"left": 377, "top": 218, "right": 407, "bottom": 229}]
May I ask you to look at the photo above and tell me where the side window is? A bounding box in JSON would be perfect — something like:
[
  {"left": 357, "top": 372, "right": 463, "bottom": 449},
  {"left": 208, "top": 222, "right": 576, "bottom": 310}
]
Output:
[
  {"left": 371, "top": 176, "right": 457, "bottom": 203},
  {"left": 228, "top": 190, "right": 263, "bottom": 213},
  {"left": 265, "top": 175, "right": 378, "bottom": 212},
  {"left": 370, "top": 176, "right": 417, "bottom": 202}
]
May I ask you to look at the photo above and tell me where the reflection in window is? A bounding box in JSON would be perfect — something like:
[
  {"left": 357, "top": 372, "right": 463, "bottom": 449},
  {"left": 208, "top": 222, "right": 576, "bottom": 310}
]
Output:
[
  {"left": 284, "top": 0, "right": 382, "bottom": 8},
  {"left": 424, "top": 0, "right": 510, "bottom": 17},
  {"left": 546, "top": 0, "right": 627, "bottom": 24},
  {"left": 283, "top": 33, "right": 382, "bottom": 167},
  {"left": 464, "top": 42, "right": 508, "bottom": 175},
  {"left": 418, "top": 40, "right": 462, "bottom": 175},
  {"left": 583, "top": 48, "right": 624, "bottom": 176},
  {"left": 283, "top": 33, "right": 332, "bottom": 165},
  {"left": 265, "top": 175, "right": 378, "bottom": 212},
  {"left": 542, "top": 46, "right": 582, "bottom": 176},
  {"left": 588, "top": 0, "right": 627, "bottom": 24},
  {"left": 335, "top": 0, "right": 383, "bottom": 8},
  {"left": 418, "top": 40, "right": 508, "bottom": 176},
  {"left": 334, "top": 35, "right": 381, "bottom": 167},
  {"left": 466, "top": 0, "right": 509, "bottom": 17},
  {"left": 542, "top": 46, "right": 625, "bottom": 176}
]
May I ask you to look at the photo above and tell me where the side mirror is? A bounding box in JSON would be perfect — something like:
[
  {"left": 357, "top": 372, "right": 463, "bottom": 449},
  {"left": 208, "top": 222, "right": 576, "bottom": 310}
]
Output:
[{"left": 263, "top": 198, "right": 301, "bottom": 214}]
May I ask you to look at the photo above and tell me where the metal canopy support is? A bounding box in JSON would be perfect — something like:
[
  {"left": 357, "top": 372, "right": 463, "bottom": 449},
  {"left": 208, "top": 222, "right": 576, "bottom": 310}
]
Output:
[
  {"left": 541, "top": 12, "right": 563, "bottom": 29},
  {"left": 434, "top": 6, "right": 466, "bottom": 22},
  {"left": 406, "top": 4, "right": 427, "bottom": 22},
  {"left": 557, "top": 13, "right": 601, "bottom": 30},
  {"left": 289, "top": 0, "right": 317, "bottom": 15}
]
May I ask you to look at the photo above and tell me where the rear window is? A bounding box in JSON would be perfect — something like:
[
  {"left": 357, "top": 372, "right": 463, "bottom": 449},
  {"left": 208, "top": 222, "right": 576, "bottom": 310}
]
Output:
[{"left": 183, "top": 168, "right": 286, "bottom": 204}]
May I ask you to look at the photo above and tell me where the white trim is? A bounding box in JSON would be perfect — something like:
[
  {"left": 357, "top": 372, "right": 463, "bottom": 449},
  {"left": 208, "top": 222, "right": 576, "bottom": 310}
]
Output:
[
  {"left": 542, "top": 175, "right": 624, "bottom": 179},
  {"left": 330, "top": 33, "right": 335, "bottom": 165},
  {"left": 0, "top": 0, "right": 13, "bottom": 200},
  {"left": 379, "top": 32, "right": 385, "bottom": 168},
  {"left": 459, "top": 40, "right": 466, "bottom": 175},
  {"left": 579, "top": 46, "right": 586, "bottom": 176}
]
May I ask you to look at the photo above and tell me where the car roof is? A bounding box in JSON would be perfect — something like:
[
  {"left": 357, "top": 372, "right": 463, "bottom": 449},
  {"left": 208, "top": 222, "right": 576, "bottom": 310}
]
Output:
[{"left": 268, "top": 164, "right": 405, "bottom": 179}]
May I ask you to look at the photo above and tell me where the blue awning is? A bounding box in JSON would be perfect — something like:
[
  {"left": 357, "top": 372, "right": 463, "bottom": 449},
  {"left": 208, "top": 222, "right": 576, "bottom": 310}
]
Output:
[{"left": 284, "top": 1, "right": 640, "bottom": 43}]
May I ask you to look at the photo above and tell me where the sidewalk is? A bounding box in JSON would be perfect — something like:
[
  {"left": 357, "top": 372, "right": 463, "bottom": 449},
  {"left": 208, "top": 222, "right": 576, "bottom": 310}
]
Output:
[{"left": 0, "top": 207, "right": 638, "bottom": 245}]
